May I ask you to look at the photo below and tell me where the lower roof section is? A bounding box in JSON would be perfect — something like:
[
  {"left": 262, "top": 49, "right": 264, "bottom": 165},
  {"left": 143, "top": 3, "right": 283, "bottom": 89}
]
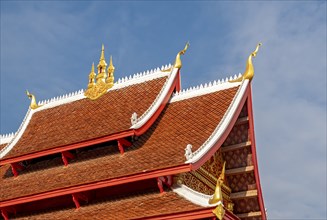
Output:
[{"left": 14, "top": 190, "right": 214, "bottom": 220}]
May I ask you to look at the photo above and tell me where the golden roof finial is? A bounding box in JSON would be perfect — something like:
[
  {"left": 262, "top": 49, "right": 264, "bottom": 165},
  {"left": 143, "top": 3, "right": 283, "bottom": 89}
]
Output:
[
  {"left": 26, "top": 90, "right": 40, "bottom": 109},
  {"left": 174, "top": 41, "right": 190, "bottom": 69},
  {"left": 97, "top": 44, "right": 107, "bottom": 74},
  {"left": 107, "top": 55, "right": 115, "bottom": 76},
  {"left": 209, "top": 161, "right": 226, "bottom": 220},
  {"left": 229, "top": 43, "right": 262, "bottom": 83},
  {"left": 87, "top": 63, "right": 96, "bottom": 89},
  {"left": 106, "top": 55, "right": 115, "bottom": 88}
]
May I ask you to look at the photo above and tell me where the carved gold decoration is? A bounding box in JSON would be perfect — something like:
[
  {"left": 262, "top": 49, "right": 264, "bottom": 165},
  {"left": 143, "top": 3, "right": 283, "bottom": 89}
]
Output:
[
  {"left": 174, "top": 42, "right": 190, "bottom": 69},
  {"left": 230, "top": 43, "right": 262, "bottom": 82},
  {"left": 26, "top": 90, "right": 40, "bottom": 109},
  {"left": 84, "top": 45, "right": 115, "bottom": 100},
  {"left": 213, "top": 203, "right": 225, "bottom": 220},
  {"left": 106, "top": 56, "right": 115, "bottom": 87}
]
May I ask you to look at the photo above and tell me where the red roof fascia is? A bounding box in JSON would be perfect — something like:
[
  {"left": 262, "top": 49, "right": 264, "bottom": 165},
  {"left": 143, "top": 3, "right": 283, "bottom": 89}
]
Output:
[
  {"left": 190, "top": 84, "right": 250, "bottom": 170},
  {"left": 0, "top": 72, "right": 181, "bottom": 166},
  {"left": 247, "top": 84, "right": 267, "bottom": 220},
  {"left": 0, "top": 163, "right": 190, "bottom": 208},
  {"left": 134, "top": 70, "right": 181, "bottom": 136}
]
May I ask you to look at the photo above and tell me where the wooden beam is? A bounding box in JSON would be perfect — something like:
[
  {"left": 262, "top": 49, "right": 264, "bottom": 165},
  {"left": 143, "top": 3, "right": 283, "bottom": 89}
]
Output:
[
  {"left": 235, "top": 116, "right": 249, "bottom": 125},
  {"left": 225, "top": 166, "right": 254, "bottom": 176},
  {"left": 237, "top": 211, "right": 262, "bottom": 218},
  {"left": 230, "top": 190, "right": 257, "bottom": 200},
  {"left": 221, "top": 141, "right": 251, "bottom": 152}
]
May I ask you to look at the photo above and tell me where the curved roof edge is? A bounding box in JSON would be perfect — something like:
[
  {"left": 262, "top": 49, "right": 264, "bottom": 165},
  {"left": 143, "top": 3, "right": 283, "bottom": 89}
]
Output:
[
  {"left": 172, "top": 183, "right": 217, "bottom": 207},
  {"left": 130, "top": 67, "right": 179, "bottom": 129},
  {"left": 184, "top": 79, "right": 249, "bottom": 164}
]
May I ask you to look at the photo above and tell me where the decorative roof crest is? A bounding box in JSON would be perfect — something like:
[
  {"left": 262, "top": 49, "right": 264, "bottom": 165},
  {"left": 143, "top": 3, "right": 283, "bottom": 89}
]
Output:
[
  {"left": 209, "top": 161, "right": 226, "bottom": 220},
  {"left": 26, "top": 90, "right": 41, "bottom": 110},
  {"left": 230, "top": 43, "right": 262, "bottom": 82},
  {"left": 84, "top": 44, "right": 115, "bottom": 100},
  {"left": 174, "top": 42, "right": 190, "bottom": 69}
]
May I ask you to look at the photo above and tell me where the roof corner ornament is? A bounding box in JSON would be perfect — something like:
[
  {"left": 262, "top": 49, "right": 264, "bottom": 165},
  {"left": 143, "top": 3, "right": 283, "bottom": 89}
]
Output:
[
  {"left": 229, "top": 43, "right": 262, "bottom": 83},
  {"left": 174, "top": 41, "right": 190, "bottom": 69},
  {"left": 131, "top": 112, "right": 138, "bottom": 125},
  {"left": 184, "top": 144, "right": 193, "bottom": 160},
  {"left": 209, "top": 161, "right": 226, "bottom": 220},
  {"left": 84, "top": 44, "right": 115, "bottom": 100},
  {"left": 26, "top": 90, "right": 40, "bottom": 110}
]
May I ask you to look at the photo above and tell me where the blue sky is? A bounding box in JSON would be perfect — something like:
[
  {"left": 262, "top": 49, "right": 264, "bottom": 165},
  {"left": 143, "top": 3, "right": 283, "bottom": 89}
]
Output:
[{"left": 1, "top": 1, "right": 326, "bottom": 219}]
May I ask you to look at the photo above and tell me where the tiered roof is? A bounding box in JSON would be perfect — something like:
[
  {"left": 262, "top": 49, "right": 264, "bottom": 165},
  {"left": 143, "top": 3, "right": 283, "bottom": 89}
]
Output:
[{"left": 0, "top": 43, "right": 266, "bottom": 220}]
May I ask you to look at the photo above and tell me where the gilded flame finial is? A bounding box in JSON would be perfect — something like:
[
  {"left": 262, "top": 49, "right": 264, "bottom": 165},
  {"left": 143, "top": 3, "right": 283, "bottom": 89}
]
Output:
[
  {"left": 174, "top": 41, "right": 190, "bottom": 69},
  {"left": 26, "top": 90, "right": 40, "bottom": 109},
  {"left": 209, "top": 161, "right": 226, "bottom": 220},
  {"left": 87, "top": 63, "right": 96, "bottom": 89},
  {"left": 106, "top": 55, "right": 115, "bottom": 87},
  {"left": 229, "top": 43, "right": 262, "bottom": 82},
  {"left": 84, "top": 45, "right": 115, "bottom": 100}
]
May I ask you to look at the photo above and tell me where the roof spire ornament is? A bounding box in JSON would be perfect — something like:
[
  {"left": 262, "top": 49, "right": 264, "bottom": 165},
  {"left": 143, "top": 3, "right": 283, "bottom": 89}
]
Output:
[
  {"left": 229, "top": 43, "right": 262, "bottom": 83},
  {"left": 84, "top": 45, "right": 115, "bottom": 100},
  {"left": 96, "top": 44, "right": 108, "bottom": 83},
  {"left": 209, "top": 161, "right": 226, "bottom": 220},
  {"left": 26, "top": 90, "right": 40, "bottom": 110},
  {"left": 106, "top": 55, "right": 115, "bottom": 87},
  {"left": 87, "top": 63, "right": 96, "bottom": 89},
  {"left": 174, "top": 42, "right": 190, "bottom": 69}
]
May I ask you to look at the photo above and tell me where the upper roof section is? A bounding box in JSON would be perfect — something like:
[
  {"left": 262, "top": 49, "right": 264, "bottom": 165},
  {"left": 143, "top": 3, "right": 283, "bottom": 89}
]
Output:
[{"left": 0, "top": 42, "right": 193, "bottom": 163}]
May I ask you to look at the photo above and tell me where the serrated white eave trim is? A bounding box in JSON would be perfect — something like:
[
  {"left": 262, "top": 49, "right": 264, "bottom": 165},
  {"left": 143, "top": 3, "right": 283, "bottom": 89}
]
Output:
[
  {"left": 185, "top": 79, "right": 249, "bottom": 164},
  {"left": 170, "top": 81, "right": 242, "bottom": 103},
  {"left": 0, "top": 108, "right": 33, "bottom": 159},
  {"left": 130, "top": 68, "right": 178, "bottom": 129},
  {"left": 172, "top": 184, "right": 221, "bottom": 207},
  {"left": 0, "top": 134, "right": 15, "bottom": 145}
]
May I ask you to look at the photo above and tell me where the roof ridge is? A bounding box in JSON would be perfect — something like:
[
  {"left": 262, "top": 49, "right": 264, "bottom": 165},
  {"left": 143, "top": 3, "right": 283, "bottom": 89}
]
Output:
[
  {"left": 35, "top": 63, "right": 172, "bottom": 110},
  {"left": 116, "top": 63, "right": 172, "bottom": 84},
  {"left": 170, "top": 73, "right": 242, "bottom": 102}
]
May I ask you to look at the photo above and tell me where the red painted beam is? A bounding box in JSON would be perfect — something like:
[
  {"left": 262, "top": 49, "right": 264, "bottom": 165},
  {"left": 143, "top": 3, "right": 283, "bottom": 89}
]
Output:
[
  {"left": 117, "top": 138, "right": 132, "bottom": 155},
  {"left": 10, "top": 163, "right": 24, "bottom": 177},
  {"left": 61, "top": 151, "right": 75, "bottom": 166},
  {"left": 247, "top": 84, "right": 267, "bottom": 220}
]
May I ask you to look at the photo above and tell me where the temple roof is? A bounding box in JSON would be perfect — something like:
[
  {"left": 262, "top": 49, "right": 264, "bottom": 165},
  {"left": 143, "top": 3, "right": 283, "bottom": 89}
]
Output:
[{"left": 0, "top": 85, "right": 239, "bottom": 202}]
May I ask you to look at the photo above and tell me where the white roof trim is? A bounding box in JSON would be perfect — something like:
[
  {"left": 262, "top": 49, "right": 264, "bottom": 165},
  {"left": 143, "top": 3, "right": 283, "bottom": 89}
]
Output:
[
  {"left": 0, "top": 64, "right": 171, "bottom": 159},
  {"left": 0, "top": 108, "right": 32, "bottom": 159},
  {"left": 0, "top": 133, "right": 16, "bottom": 145},
  {"left": 130, "top": 67, "right": 178, "bottom": 129},
  {"left": 185, "top": 79, "right": 249, "bottom": 164},
  {"left": 172, "top": 183, "right": 221, "bottom": 207},
  {"left": 170, "top": 74, "right": 242, "bottom": 103}
]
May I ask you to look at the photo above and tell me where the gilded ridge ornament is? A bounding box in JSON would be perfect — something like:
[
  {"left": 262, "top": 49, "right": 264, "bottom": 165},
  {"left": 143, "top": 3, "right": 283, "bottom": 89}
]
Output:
[
  {"left": 209, "top": 161, "right": 227, "bottom": 220},
  {"left": 174, "top": 42, "right": 190, "bottom": 69},
  {"left": 84, "top": 45, "right": 115, "bottom": 100},
  {"left": 230, "top": 43, "right": 262, "bottom": 82},
  {"left": 26, "top": 90, "right": 40, "bottom": 110}
]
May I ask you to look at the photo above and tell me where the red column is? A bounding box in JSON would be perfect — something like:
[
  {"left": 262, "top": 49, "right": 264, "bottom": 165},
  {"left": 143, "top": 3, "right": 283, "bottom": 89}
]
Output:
[
  {"left": 61, "top": 151, "right": 75, "bottom": 166},
  {"left": 72, "top": 194, "right": 80, "bottom": 209},
  {"left": 157, "top": 177, "right": 164, "bottom": 193},
  {"left": 1, "top": 209, "right": 8, "bottom": 220}
]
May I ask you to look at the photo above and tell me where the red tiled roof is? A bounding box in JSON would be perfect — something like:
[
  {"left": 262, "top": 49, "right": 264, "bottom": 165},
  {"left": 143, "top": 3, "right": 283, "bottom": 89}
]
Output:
[
  {"left": 0, "top": 144, "right": 6, "bottom": 152},
  {"left": 0, "top": 87, "right": 239, "bottom": 202},
  {"left": 14, "top": 191, "right": 209, "bottom": 220},
  {"left": 3, "top": 77, "right": 167, "bottom": 160}
]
